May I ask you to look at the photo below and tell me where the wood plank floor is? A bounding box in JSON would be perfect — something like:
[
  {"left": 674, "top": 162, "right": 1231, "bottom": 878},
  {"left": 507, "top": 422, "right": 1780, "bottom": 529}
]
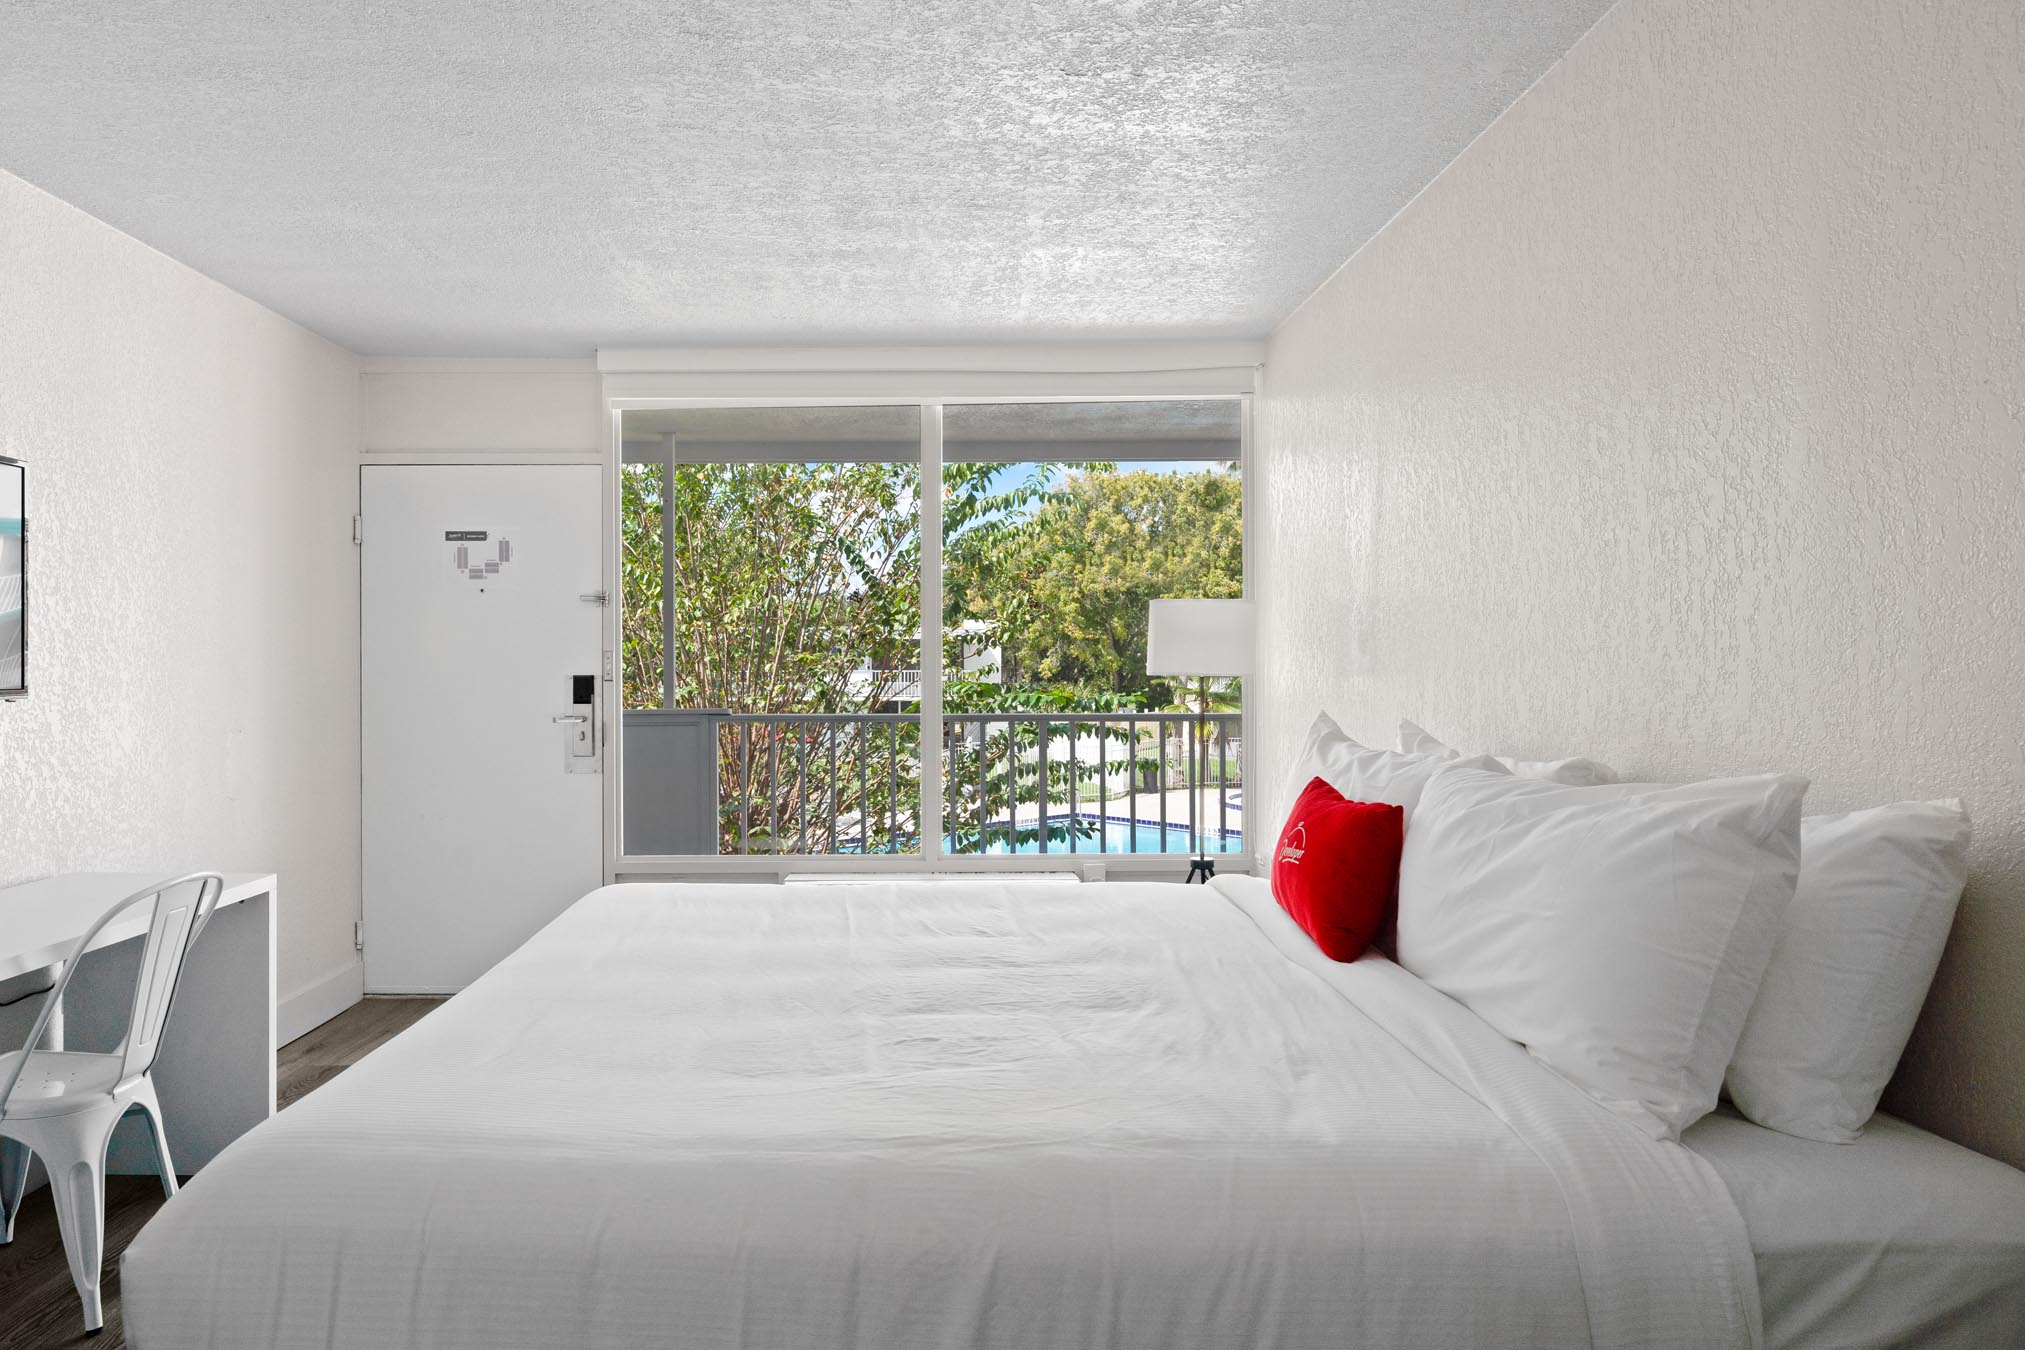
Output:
[{"left": 0, "top": 996, "right": 443, "bottom": 1349}]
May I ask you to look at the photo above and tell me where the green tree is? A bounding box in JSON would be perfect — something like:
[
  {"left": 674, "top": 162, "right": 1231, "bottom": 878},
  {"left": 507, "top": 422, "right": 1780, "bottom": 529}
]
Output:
[
  {"left": 619, "top": 464, "right": 666, "bottom": 710},
  {"left": 621, "top": 457, "right": 1244, "bottom": 855},
  {"left": 939, "top": 461, "right": 1105, "bottom": 682},
  {"left": 940, "top": 461, "right": 1057, "bottom": 627},
  {"left": 625, "top": 459, "right": 922, "bottom": 852},
  {"left": 661, "top": 460, "right": 919, "bottom": 714},
  {"left": 975, "top": 466, "right": 1243, "bottom": 699}
]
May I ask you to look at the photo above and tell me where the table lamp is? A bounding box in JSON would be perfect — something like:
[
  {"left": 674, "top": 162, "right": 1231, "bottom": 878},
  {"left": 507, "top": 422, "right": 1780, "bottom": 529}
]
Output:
[{"left": 1146, "top": 598, "right": 1255, "bottom": 883}]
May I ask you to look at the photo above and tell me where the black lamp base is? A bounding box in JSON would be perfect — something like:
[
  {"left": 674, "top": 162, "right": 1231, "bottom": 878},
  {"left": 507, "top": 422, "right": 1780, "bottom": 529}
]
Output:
[{"left": 1185, "top": 857, "right": 1217, "bottom": 884}]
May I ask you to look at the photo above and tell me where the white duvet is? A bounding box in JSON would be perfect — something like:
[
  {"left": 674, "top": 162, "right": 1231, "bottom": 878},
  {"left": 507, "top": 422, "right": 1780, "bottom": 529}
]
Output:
[{"left": 124, "top": 878, "right": 1760, "bottom": 1349}]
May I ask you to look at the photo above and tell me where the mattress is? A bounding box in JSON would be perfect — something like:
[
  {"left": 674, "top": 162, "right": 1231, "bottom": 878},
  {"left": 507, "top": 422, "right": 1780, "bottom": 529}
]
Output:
[
  {"left": 1683, "top": 1106, "right": 2025, "bottom": 1350},
  {"left": 123, "top": 877, "right": 1758, "bottom": 1349}
]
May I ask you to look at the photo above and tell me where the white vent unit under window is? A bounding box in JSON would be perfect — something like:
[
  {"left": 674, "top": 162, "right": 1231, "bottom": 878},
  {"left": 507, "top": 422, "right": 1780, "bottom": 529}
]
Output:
[{"left": 782, "top": 872, "right": 1082, "bottom": 886}]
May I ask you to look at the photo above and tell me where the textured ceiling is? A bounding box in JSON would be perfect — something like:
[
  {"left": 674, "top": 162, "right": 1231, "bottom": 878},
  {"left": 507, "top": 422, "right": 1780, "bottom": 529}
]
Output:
[{"left": 0, "top": 1, "right": 1613, "bottom": 356}]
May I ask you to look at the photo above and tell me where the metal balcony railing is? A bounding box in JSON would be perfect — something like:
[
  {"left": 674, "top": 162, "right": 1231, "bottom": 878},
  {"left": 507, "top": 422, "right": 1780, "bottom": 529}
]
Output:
[
  {"left": 622, "top": 710, "right": 1243, "bottom": 858},
  {"left": 940, "top": 712, "right": 1242, "bottom": 858},
  {"left": 724, "top": 713, "right": 921, "bottom": 855}
]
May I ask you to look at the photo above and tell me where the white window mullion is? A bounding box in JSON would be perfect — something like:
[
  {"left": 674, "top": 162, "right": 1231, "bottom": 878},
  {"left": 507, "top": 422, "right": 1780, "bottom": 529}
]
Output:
[{"left": 919, "top": 402, "right": 945, "bottom": 864}]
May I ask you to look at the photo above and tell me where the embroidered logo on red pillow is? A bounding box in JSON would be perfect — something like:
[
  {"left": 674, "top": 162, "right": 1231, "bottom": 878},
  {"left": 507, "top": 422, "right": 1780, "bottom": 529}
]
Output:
[{"left": 1270, "top": 777, "right": 1405, "bottom": 962}]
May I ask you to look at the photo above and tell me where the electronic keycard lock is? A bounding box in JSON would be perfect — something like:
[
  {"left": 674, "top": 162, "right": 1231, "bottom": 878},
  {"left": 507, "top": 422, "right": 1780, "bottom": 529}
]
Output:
[{"left": 555, "top": 674, "right": 600, "bottom": 773}]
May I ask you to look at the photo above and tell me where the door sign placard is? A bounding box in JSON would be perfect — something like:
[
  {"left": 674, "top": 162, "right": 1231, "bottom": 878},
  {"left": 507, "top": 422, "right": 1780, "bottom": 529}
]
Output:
[{"left": 444, "top": 529, "right": 514, "bottom": 588}]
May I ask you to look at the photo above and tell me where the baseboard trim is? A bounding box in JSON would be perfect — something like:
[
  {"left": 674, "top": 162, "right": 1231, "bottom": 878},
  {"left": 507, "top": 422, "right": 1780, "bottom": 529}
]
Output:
[{"left": 278, "top": 960, "right": 365, "bottom": 1045}]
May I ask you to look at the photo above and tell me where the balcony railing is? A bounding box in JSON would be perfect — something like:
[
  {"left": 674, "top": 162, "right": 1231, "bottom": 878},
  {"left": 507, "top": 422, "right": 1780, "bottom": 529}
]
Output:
[{"left": 622, "top": 710, "right": 1242, "bottom": 858}]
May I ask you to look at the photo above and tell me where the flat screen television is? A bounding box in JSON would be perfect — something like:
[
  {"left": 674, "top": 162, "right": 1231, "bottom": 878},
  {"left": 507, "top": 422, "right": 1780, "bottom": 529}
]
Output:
[{"left": 1, "top": 456, "right": 23, "bottom": 699}]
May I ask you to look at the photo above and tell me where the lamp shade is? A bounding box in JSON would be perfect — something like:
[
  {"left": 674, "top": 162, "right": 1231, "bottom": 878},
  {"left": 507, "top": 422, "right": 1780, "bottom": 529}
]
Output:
[{"left": 1146, "top": 598, "right": 1255, "bottom": 677}]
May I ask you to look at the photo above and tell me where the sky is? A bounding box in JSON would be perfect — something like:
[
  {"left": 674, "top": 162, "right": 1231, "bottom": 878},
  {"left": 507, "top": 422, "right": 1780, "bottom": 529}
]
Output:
[{"left": 982, "top": 458, "right": 1235, "bottom": 494}]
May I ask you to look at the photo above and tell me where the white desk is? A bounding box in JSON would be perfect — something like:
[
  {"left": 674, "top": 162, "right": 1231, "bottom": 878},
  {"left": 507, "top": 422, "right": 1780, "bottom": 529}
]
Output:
[{"left": 0, "top": 872, "right": 277, "bottom": 1177}]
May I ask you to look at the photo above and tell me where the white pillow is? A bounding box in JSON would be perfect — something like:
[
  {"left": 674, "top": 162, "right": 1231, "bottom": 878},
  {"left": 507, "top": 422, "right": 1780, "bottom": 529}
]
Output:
[
  {"left": 1397, "top": 718, "right": 1619, "bottom": 787},
  {"left": 1725, "top": 800, "right": 1971, "bottom": 1143},
  {"left": 1284, "top": 713, "right": 1494, "bottom": 823},
  {"left": 1397, "top": 763, "right": 1808, "bottom": 1139}
]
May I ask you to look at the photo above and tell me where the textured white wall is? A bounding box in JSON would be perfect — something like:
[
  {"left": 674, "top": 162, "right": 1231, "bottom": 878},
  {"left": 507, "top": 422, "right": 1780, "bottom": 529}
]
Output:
[
  {"left": 362, "top": 361, "right": 601, "bottom": 454},
  {"left": 1256, "top": 0, "right": 2025, "bottom": 1165},
  {"left": 0, "top": 169, "right": 362, "bottom": 1009}
]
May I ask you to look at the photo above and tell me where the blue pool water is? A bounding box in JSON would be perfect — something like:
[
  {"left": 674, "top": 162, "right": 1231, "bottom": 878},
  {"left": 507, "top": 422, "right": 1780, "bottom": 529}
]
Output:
[{"left": 950, "top": 816, "right": 1244, "bottom": 856}]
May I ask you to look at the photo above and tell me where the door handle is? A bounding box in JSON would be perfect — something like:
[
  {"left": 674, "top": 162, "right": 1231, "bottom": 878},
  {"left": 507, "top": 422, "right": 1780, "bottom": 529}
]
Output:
[{"left": 560, "top": 674, "right": 599, "bottom": 768}]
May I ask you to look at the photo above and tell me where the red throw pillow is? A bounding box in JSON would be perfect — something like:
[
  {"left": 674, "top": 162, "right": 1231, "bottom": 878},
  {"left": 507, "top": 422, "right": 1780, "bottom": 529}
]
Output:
[{"left": 1271, "top": 777, "right": 1406, "bottom": 962}]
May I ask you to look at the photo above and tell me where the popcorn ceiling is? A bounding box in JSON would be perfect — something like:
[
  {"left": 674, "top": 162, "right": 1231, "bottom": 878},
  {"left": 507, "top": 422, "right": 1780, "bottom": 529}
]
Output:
[{"left": 0, "top": 0, "right": 1610, "bottom": 355}]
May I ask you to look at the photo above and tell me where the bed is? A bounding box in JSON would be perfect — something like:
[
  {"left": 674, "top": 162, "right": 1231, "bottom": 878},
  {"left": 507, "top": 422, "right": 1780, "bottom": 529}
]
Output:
[
  {"left": 1682, "top": 1106, "right": 2025, "bottom": 1348},
  {"left": 120, "top": 876, "right": 2024, "bottom": 1348}
]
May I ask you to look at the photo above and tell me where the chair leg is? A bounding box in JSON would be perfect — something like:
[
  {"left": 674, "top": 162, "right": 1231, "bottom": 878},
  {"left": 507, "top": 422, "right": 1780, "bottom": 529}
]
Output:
[
  {"left": 131, "top": 1083, "right": 179, "bottom": 1199},
  {"left": 0, "top": 1135, "right": 29, "bottom": 1245},
  {"left": 42, "top": 1139, "right": 108, "bottom": 1334}
]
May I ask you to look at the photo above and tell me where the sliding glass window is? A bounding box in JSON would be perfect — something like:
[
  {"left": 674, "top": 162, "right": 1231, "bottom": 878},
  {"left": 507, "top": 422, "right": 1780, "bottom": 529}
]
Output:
[
  {"left": 940, "top": 402, "right": 1243, "bottom": 858},
  {"left": 617, "top": 398, "right": 1243, "bottom": 862},
  {"left": 619, "top": 405, "right": 921, "bottom": 856}
]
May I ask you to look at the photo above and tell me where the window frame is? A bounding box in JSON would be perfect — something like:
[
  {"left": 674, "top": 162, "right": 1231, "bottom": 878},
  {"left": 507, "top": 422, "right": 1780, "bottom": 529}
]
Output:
[{"left": 602, "top": 388, "right": 1253, "bottom": 883}]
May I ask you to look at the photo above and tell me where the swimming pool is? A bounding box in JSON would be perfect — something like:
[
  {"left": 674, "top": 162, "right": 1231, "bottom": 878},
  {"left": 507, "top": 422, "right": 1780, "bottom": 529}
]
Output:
[{"left": 950, "top": 815, "right": 1244, "bottom": 856}]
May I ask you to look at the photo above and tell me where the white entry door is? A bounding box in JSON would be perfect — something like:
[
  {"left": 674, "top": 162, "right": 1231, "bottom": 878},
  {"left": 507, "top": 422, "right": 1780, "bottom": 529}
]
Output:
[{"left": 362, "top": 465, "right": 605, "bottom": 992}]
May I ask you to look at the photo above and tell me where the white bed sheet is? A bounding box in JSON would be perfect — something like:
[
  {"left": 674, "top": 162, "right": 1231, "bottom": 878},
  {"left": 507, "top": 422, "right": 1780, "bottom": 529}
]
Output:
[
  {"left": 1683, "top": 1106, "right": 2025, "bottom": 1349},
  {"left": 124, "top": 878, "right": 1757, "bottom": 1349}
]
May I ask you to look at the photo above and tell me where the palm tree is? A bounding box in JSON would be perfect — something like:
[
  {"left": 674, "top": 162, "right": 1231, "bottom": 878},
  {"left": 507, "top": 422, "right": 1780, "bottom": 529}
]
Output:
[{"left": 1146, "top": 678, "right": 1236, "bottom": 806}]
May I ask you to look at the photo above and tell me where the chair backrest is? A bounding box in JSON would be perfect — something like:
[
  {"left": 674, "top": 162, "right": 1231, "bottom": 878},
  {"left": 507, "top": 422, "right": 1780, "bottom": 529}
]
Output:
[{"left": 0, "top": 873, "right": 224, "bottom": 1113}]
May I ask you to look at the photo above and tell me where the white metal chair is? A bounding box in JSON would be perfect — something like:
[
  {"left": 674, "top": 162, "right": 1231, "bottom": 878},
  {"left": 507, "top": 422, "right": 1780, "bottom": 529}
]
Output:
[{"left": 0, "top": 872, "right": 224, "bottom": 1335}]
